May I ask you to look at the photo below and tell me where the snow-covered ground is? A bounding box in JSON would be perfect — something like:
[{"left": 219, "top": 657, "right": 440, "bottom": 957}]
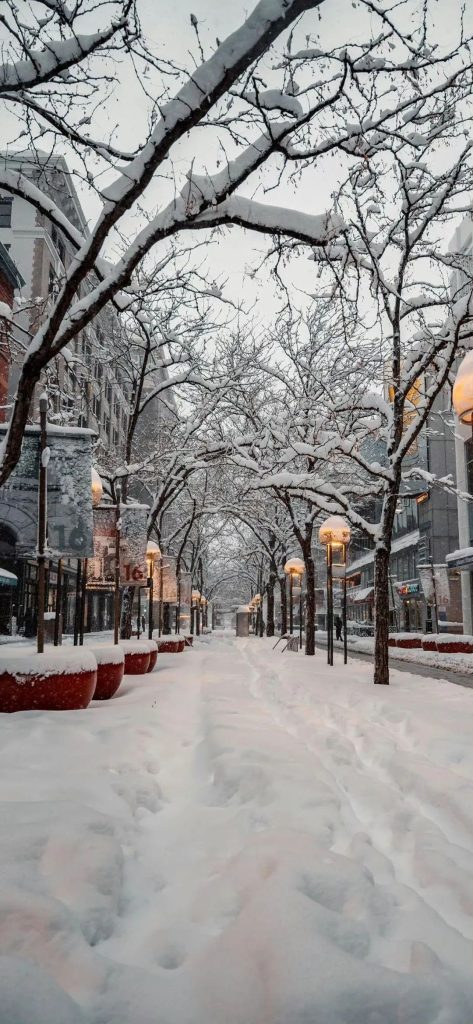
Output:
[{"left": 2, "top": 632, "right": 473, "bottom": 1023}]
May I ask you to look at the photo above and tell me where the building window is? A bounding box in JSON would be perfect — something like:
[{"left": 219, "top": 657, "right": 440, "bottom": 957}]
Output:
[{"left": 0, "top": 199, "right": 12, "bottom": 228}]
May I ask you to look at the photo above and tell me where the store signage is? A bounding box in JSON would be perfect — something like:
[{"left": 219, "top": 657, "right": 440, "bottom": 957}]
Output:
[
  {"left": 0, "top": 425, "right": 94, "bottom": 558},
  {"left": 397, "top": 581, "right": 420, "bottom": 596}
]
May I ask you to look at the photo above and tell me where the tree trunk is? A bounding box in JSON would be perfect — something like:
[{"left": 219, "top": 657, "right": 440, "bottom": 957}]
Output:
[
  {"left": 304, "top": 552, "right": 316, "bottom": 656},
  {"left": 279, "top": 575, "right": 287, "bottom": 635},
  {"left": 374, "top": 546, "right": 390, "bottom": 684},
  {"left": 266, "top": 572, "right": 276, "bottom": 637}
]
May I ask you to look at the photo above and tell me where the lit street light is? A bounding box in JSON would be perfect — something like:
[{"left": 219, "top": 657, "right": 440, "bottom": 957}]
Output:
[
  {"left": 284, "top": 558, "right": 305, "bottom": 645},
  {"left": 453, "top": 350, "right": 473, "bottom": 425},
  {"left": 146, "top": 541, "right": 161, "bottom": 639},
  {"left": 319, "top": 516, "right": 351, "bottom": 667}
]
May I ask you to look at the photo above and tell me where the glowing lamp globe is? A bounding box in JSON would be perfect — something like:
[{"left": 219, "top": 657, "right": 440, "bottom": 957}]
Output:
[
  {"left": 192, "top": 590, "right": 201, "bottom": 603},
  {"left": 453, "top": 351, "right": 473, "bottom": 424},
  {"left": 319, "top": 515, "right": 351, "bottom": 547},
  {"left": 146, "top": 540, "right": 161, "bottom": 574},
  {"left": 284, "top": 557, "right": 305, "bottom": 576},
  {"left": 91, "top": 468, "right": 103, "bottom": 507},
  {"left": 253, "top": 593, "right": 261, "bottom": 604},
  {"left": 200, "top": 596, "right": 207, "bottom": 607}
]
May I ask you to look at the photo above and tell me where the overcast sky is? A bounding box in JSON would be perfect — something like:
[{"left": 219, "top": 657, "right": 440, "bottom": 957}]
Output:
[{"left": 3, "top": 0, "right": 472, "bottom": 325}]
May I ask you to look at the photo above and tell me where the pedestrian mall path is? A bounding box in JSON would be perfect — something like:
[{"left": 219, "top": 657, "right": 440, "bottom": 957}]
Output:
[{"left": 1, "top": 633, "right": 473, "bottom": 1023}]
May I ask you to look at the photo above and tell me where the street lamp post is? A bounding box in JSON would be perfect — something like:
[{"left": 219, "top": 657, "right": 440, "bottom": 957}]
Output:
[
  {"left": 37, "top": 394, "right": 48, "bottom": 654},
  {"left": 284, "top": 558, "right": 305, "bottom": 644},
  {"left": 146, "top": 541, "right": 161, "bottom": 639},
  {"left": 113, "top": 484, "right": 122, "bottom": 645},
  {"left": 192, "top": 590, "right": 200, "bottom": 636},
  {"left": 319, "top": 516, "right": 351, "bottom": 666}
]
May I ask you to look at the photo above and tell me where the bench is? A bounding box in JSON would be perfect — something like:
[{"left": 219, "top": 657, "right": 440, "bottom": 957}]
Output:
[{"left": 273, "top": 634, "right": 299, "bottom": 653}]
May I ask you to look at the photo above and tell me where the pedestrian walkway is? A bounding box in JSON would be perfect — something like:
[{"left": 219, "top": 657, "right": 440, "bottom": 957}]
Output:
[{"left": 1, "top": 634, "right": 473, "bottom": 1023}]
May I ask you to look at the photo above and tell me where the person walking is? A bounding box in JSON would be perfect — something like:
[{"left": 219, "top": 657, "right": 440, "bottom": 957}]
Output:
[{"left": 335, "top": 614, "right": 343, "bottom": 642}]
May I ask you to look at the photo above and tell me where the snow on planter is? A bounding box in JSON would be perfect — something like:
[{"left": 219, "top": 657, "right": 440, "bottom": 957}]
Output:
[
  {"left": 422, "top": 635, "right": 438, "bottom": 652},
  {"left": 119, "top": 640, "right": 150, "bottom": 675},
  {"left": 89, "top": 644, "right": 125, "bottom": 700},
  {"left": 0, "top": 647, "right": 97, "bottom": 713}
]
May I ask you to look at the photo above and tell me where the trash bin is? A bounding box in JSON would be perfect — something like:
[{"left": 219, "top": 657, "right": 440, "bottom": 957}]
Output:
[{"left": 236, "top": 605, "right": 250, "bottom": 637}]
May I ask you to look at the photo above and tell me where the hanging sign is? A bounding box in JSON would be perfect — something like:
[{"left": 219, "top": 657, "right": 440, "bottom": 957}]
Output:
[
  {"left": 86, "top": 507, "right": 116, "bottom": 589},
  {"left": 120, "top": 505, "right": 148, "bottom": 586},
  {"left": 179, "top": 572, "right": 192, "bottom": 607},
  {"left": 0, "top": 425, "right": 94, "bottom": 558},
  {"left": 417, "top": 564, "right": 450, "bottom": 607},
  {"left": 161, "top": 556, "right": 178, "bottom": 603},
  {"left": 433, "top": 564, "right": 450, "bottom": 607},
  {"left": 418, "top": 565, "right": 435, "bottom": 604}
]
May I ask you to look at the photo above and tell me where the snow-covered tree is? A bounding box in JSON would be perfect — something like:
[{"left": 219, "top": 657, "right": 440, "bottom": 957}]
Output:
[{"left": 1, "top": 0, "right": 471, "bottom": 483}]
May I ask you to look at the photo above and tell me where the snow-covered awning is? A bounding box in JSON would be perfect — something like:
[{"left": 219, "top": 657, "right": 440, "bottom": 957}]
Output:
[
  {"left": 446, "top": 548, "right": 473, "bottom": 570},
  {"left": 349, "top": 586, "right": 374, "bottom": 603},
  {"left": 0, "top": 568, "right": 17, "bottom": 587}
]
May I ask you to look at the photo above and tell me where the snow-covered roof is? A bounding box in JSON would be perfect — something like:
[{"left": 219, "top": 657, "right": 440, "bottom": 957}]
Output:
[{"left": 349, "top": 586, "right": 374, "bottom": 603}]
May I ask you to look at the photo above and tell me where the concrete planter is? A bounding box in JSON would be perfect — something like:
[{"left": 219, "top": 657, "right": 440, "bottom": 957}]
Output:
[
  {"left": 0, "top": 648, "right": 97, "bottom": 713},
  {"left": 120, "top": 641, "right": 151, "bottom": 675},
  {"left": 89, "top": 645, "right": 125, "bottom": 700}
]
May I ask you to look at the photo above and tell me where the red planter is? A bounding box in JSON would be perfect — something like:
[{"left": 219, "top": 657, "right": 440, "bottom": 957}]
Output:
[
  {"left": 388, "top": 637, "right": 397, "bottom": 648},
  {"left": 93, "top": 661, "right": 124, "bottom": 699},
  {"left": 0, "top": 649, "right": 97, "bottom": 713},
  {"left": 124, "top": 651, "right": 150, "bottom": 674},
  {"left": 157, "top": 638, "right": 185, "bottom": 654},
  {"left": 437, "top": 639, "right": 473, "bottom": 654},
  {"left": 422, "top": 638, "right": 437, "bottom": 652}
]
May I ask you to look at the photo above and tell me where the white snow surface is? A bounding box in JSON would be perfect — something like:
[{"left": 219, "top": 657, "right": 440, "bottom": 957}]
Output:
[{"left": 1, "top": 634, "right": 473, "bottom": 1022}]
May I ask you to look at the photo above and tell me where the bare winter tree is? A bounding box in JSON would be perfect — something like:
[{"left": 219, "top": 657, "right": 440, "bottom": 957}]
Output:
[{"left": 1, "top": 0, "right": 471, "bottom": 482}]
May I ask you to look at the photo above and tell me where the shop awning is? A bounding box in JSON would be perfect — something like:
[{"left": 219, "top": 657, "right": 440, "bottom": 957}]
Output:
[
  {"left": 0, "top": 568, "right": 17, "bottom": 588},
  {"left": 350, "top": 586, "right": 374, "bottom": 603},
  {"left": 446, "top": 548, "right": 473, "bottom": 570}
]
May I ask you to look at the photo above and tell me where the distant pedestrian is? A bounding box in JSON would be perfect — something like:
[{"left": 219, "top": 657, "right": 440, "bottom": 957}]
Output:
[{"left": 335, "top": 614, "right": 343, "bottom": 641}]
